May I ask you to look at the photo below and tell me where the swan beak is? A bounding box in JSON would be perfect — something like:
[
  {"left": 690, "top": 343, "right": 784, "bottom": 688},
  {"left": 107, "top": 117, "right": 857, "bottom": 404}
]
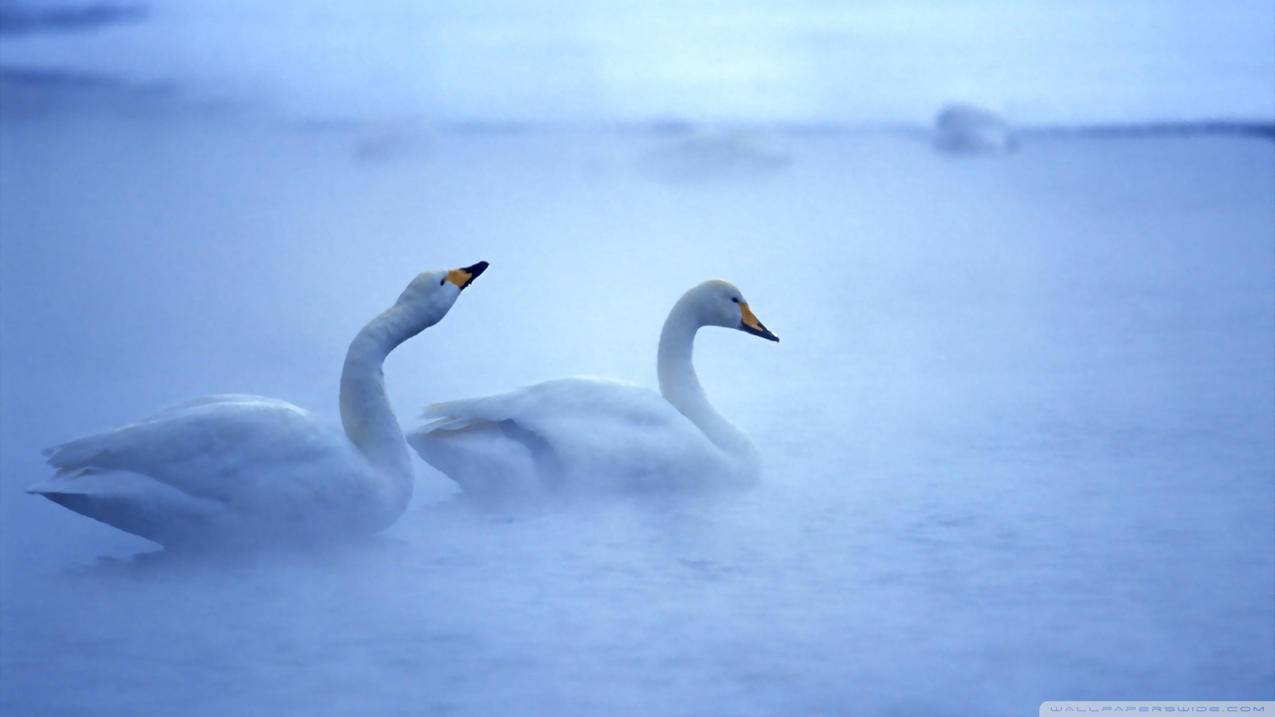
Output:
[
  {"left": 739, "top": 302, "right": 779, "bottom": 342},
  {"left": 446, "top": 261, "right": 489, "bottom": 290}
]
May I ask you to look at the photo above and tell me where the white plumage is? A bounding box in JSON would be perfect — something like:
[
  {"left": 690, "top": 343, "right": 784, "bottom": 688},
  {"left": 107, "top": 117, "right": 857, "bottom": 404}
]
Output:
[
  {"left": 415, "top": 377, "right": 732, "bottom": 497},
  {"left": 410, "top": 280, "right": 778, "bottom": 498},
  {"left": 28, "top": 262, "right": 488, "bottom": 548},
  {"left": 35, "top": 396, "right": 375, "bottom": 544}
]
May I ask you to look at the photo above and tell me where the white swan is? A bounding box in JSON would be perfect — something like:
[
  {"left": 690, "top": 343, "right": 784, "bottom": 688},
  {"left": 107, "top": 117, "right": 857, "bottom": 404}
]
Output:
[
  {"left": 409, "top": 279, "right": 778, "bottom": 497},
  {"left": 27, "top": 261, "right": 489, "bottom": 548}
]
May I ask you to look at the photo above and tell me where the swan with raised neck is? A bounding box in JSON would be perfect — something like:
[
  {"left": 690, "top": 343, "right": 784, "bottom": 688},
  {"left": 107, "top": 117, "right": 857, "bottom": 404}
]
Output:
[
  {"left": 30, "top": 261, "right": 489, "bottom": 547},
  {"left": 339, "top": 261, "right": 491, "bottom": 513}
]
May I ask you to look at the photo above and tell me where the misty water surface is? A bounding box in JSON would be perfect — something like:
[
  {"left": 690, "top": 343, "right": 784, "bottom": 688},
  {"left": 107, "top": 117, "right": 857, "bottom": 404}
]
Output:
[{"left": 1, "top": 110, "right": 1271, "bottom": 714}]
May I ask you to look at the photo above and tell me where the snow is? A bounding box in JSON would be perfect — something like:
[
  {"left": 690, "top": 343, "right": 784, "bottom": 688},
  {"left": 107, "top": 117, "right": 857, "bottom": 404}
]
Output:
[{"left": 1, "top": 113, "right": 1271, "bottom": 714}]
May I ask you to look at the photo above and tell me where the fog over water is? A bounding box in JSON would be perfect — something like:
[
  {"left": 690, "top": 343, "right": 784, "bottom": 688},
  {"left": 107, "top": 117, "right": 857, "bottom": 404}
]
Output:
[
  {"left": 2, "top": 2, "right": 1273, "bottom": 715},
  {"left": 1, "top": 0, "right": 1273, "bottom": 124}
]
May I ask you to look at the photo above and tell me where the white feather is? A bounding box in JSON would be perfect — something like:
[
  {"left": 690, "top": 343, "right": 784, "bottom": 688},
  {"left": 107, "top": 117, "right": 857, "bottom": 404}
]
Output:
[
  {"left": 409, "top": 280, "right": 775, "bottom": 498},
  {"left": 29, "top": 264, "right": 486, "bottom": 548}
]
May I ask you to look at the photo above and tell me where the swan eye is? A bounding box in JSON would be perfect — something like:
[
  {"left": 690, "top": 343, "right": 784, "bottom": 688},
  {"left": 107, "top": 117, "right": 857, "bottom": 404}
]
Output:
[
  {"left": 439, "top": 278, "right": 446, "bottom": 286},
  {"left": 731, "top": 297, "right": 740, "bottom": 303}
]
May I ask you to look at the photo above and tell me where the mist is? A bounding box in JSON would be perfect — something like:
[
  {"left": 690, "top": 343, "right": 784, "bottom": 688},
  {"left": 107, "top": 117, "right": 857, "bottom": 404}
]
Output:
[{"left": 2, "top": 2, "right": 1273, "bottom": 714}]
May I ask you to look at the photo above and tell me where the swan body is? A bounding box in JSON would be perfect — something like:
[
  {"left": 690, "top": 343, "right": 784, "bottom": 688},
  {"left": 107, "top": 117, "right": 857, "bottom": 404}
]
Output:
[
  {"left": 410, "top": 279, "right": 777, "bottom": 498},
  {"left": 414, "top": 377, "right": 735, "bottom": 496},
  {"left": 28, "top": 261, "right": 488, "bottom": 548}
]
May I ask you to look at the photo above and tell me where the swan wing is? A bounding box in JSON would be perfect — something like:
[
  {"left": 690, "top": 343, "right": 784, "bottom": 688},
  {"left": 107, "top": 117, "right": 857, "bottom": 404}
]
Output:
[
  {"left": 411, "top": 377, "right": 721, "bottom": 492},
  {"left": 38, "top": 394, "right": 360, "bottom": 504}
]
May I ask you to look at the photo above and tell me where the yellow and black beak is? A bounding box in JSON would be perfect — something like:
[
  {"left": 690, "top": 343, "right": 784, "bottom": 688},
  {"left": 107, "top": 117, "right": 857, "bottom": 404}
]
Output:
[
  {"left": 739, "top": 302, "right": 779, "bottom": 342},
  {"left": 445, "top": 261, "right": 489, "bottom": 290}
]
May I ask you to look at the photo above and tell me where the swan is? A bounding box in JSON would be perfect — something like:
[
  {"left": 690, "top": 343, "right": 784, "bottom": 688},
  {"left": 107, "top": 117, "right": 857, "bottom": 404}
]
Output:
[
  {"left": 27, "top": 261, "right": 489, "bottom": 548},
  {"left": 408, "top": 279, "right": 778, "bottom": 498}
]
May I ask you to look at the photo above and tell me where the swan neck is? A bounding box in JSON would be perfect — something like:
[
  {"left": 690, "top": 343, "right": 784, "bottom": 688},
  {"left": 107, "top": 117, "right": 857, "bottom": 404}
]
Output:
[
  {"left": 339, "top": 302, "right": 420, "bottom": 493},
  {"left": 657, "top": 296, "right": 703, "bottom": 405},
  {"left": 657, "top": 293, "right": 752, "bottom": 458}
]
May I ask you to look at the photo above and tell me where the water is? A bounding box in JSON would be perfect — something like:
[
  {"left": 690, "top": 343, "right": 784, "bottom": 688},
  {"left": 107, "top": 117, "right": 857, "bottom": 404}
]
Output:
[{"left": 2, "top": 116, "right": 1272, "bottom": 714}]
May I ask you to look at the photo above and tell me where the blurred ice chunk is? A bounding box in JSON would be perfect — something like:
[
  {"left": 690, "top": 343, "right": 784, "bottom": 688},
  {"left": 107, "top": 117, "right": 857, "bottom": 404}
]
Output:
[
  {"left": 933, "top": 103, "right": 1016, "bottom": 154},
  {"left": 351, "top": 117, "right": 433, "bottom": 164},
  {"left": 290, "top": 116, "right": 435, "bottom": 163},
  {"left": 637, "top": 128, "right": 790, "bottom": 183}
]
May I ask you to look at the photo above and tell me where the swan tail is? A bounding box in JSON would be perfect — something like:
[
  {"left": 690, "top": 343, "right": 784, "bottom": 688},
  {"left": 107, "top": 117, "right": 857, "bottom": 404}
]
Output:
[
  {"left": 421, "top": 400, "right": 463, "bottom": 418},
  {"left": 42, "top": 433, "right": 115, "bottom": 470},
  {"left": 415, "top": 414, "right": 481, "bottom": 434},
  {"left": 27, "top": 470, "right": 220, "bottom": 546},
  {"left": 408, "top": 419, "right": 549, "bottom": 498},
  {"left": 421, "top": 394, "right": 516, "bottom": 422}
]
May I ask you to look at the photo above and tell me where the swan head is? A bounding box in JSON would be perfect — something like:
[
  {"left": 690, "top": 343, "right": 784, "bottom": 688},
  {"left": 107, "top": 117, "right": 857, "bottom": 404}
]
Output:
[
  {"left": 395, "top": 260, "right": 489, "bottom": 326},
  {"left": 694, "top": 279, "right": 779, "bottom": 342}
]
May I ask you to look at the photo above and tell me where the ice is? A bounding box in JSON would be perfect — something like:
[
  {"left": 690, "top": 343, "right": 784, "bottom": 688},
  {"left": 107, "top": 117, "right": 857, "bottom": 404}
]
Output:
[{"left": 933, "top": 103, "right": 1016, "bottom": 153}]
